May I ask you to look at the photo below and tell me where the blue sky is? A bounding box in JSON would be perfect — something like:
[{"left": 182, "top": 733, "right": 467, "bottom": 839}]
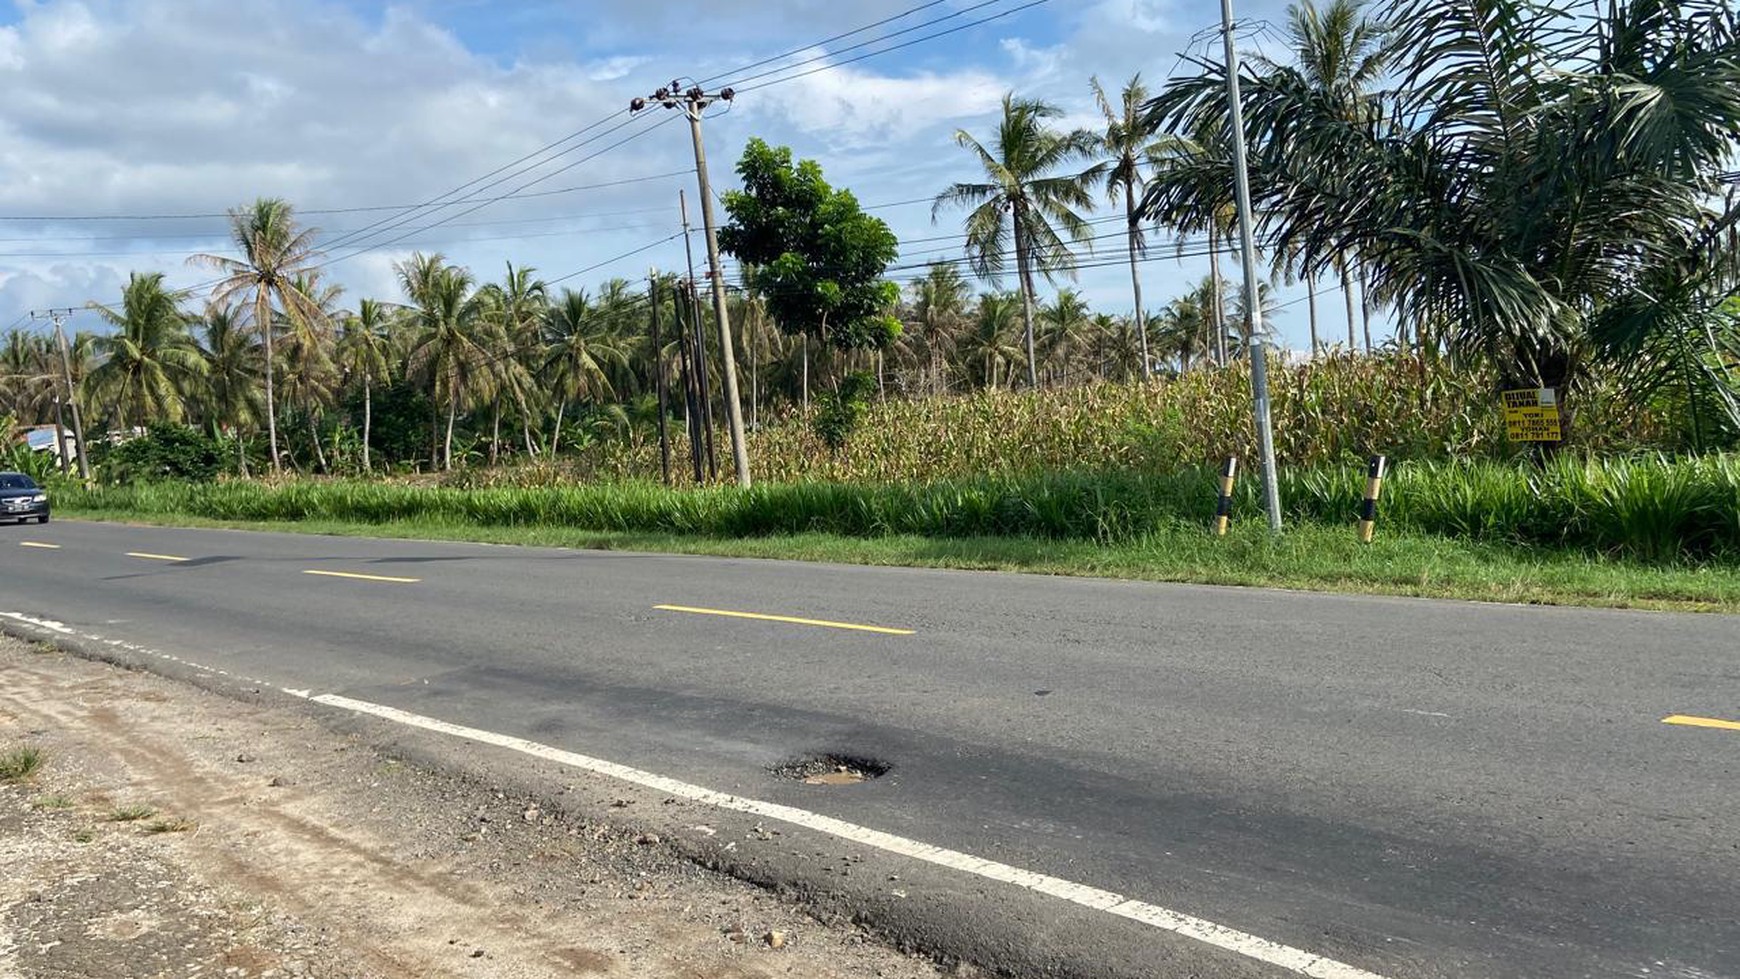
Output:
[{"left": 0, "top": 0, "right": 1371, "bottom": 351}]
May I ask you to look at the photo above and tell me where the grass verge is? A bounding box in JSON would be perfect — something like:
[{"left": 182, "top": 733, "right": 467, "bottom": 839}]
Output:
[{"left": 61, "top": 506, "right": 1740, "bottom": 613}]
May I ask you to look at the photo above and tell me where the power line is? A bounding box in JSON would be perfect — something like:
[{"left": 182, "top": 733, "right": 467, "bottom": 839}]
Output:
[
  {"left": 694, "top": 0, "right": 951, "bottom": 86},
  {"left": 733, "top": 0, "right": 1051, "bottom": 94},
  {"left": 721, "top": 0, "right": 1019, "bottom": 90},
  {"left": 547, "top": 233, "right": 686, "bottom": 287}
]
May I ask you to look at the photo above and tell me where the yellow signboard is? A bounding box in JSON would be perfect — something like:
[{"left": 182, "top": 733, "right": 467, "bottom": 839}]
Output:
[{"left": 1503, "top": 388, "right": 1562, "bottom": 442}]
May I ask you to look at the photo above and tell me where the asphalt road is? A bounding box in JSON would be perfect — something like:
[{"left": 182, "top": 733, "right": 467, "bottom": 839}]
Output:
[{"left": 3, "top": 520, "right": 1737, "bottom": 979}]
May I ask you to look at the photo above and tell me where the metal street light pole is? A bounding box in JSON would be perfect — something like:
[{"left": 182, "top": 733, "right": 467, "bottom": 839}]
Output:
[
  {"left": 632, "top": 82, "right": 752, "bottom": 487},
  {"left": 1220, "top": 0, "right": 1283, "bottom": 532}
]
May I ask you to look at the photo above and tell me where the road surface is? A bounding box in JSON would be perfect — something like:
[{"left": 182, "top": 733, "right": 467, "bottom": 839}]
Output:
[{"left": 3, "top": 520, "right": 1736, "bottom": 979}]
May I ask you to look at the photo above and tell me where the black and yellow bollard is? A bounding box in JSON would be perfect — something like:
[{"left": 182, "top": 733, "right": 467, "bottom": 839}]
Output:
[
  {"left": 1213, "top": 456, "right": 1239, "bottom": 537},
  {"left": 1358, "top": 455, "right": 1388, "bottom": 543}
]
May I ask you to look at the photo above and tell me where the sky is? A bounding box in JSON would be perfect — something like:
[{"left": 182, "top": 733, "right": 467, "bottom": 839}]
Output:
[{"left": 0, "top": 0, "right": 1374, "bottom": 352}]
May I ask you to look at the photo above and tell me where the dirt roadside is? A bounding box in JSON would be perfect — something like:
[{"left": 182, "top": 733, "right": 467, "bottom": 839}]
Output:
[{"left": 0, "top": 637, "right": 957, "bottom": 979}]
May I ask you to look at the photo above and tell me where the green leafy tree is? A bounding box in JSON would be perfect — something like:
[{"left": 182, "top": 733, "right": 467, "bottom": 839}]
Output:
[
  {"left": 935, "top": 94, "right": 1099, "bottom": 389},
  {"left": 721, "top": 138, "right": 902, "bottom": 358}
]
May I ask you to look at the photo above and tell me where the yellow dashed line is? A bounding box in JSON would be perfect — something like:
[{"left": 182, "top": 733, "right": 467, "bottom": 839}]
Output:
[
  {"left": 653, "top": 604, "right": 914, "bottom": 635},
  {"left": 1664, "top": 714, "right": 1740, "bottom": 733},
  {"left": 303, "top": 570, "right": 422, "bottom": 584}
]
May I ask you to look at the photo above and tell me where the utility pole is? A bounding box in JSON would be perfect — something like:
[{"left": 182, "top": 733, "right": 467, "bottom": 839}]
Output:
[
  {"left": 679, "top": 192, "right": 718, "bottom": 481},
  {"left": 632, "top": 82, "right": 752, "bottom": 487},
  {"left": 31, "top": 308, "right": 91, "bottom": 482},
  {"left": 648, "top": 272, "right": 672, "bottom": 486},
  {"left": 1220, "top": 0, "right": 1283, "bottom": 532}
]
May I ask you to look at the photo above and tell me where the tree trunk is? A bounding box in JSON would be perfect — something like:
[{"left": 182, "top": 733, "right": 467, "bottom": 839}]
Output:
[
  {"left": 489, "top": 403, "right": 501, "bottom": 465},
  {"left": 443, "top": 395, "right": 456, "bottom": 471},
  {"left": 430, "top": 381, "right": 442, "bottom": 469},
  {"left": 259, "top": 290, "right": 280, "bottom": 475},
  {"left": 308, "top": 409, "right": 328, "bottom": 473},
  {"left": 1341, "top": 260, "right": 1357, "bottom": 352},
  {"left": 1014, "top": 211, "right": 1040, "bottom": 390},
  {"left": 1124, "top": 183, "right": 1151, "bottom": 378},
  {"left": 237, "top": 430, "right": 249, "bottom": 477},
  {"left": 1208, "top": 228, "right": 1227, "bottom": 368},
  {"left": 1359, "top": 265, "right": 1373, "bottom": 354},
  {"left": 361, "top": 377, "right": 372, "bottom": 473},
  {"left": 1306, "top": 277, "right": 1320, "bottom": 355},
  {"left": 801, "top": 336, "right": 810, "bottom": 410},
  {"left": 551, "top": 399, "right": 567, "bottom": 455}
]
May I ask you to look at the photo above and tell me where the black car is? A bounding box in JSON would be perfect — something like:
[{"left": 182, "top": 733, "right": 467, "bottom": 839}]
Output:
[{"left": 0, "top": 472, "right": 50, "bottom": 524}]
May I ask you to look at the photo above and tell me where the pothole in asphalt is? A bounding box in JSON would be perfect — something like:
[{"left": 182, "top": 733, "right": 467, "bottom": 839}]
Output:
[{"left": 771, "top": 754, "right": 891, "bottom": 786}]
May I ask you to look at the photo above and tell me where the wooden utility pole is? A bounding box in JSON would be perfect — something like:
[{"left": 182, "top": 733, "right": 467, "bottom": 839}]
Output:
[
  {"left": 632, "top": 82, "right": 752, "bottom": 486},
  {"left": 31, "top": 308, "right": 90, "bottom": 481}
]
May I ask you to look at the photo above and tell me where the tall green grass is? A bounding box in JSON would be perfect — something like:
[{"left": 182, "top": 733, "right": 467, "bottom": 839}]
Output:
[{"left": 59, "top": 455, "right": 1740, "bottom": 562}]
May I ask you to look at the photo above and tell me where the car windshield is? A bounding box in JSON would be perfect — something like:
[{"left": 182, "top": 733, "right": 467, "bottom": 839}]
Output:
[{"left": 0, "top": 475, "right": 37, "bottom": 490}]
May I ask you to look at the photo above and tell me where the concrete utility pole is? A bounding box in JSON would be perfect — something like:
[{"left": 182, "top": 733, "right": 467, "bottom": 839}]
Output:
[
  {"left": 31, "top": 308, "right": 91, "bottom": 482},
  {"left": 1220, "top": 0, "right": 1283, "bottom": 532},
  {"left": 632, "top": 82, "right": 752, "bottom": 487}
]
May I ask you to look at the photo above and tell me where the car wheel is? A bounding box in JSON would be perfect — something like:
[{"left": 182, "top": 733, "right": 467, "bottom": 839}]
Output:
[{"left": 37, "top": 515, "right": 49, "bottom": 524}]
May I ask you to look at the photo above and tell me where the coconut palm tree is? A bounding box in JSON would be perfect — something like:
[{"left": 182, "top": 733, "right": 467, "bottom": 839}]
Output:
[
  {"left": 397, "top": 253, "right": 490, "bottom": 470},
  {"left": 84, "top": 272, "right": 207, "bottom": 429},
  {"left": 957, "top": 292, "right": 1025, "bottom": 389},
  {"left": 1038, "top": 289, "right": 1094, "bottom": 385},
  {"left": 542, "top": 288, "right": 630, "bottom": 454},
  {"left": 277, "top": 272, "right": 341, "bottom": 472},
  {"left": 935, "top": 94, "right": 1099, "bottom": 390},
  {"left": 1091, "top": 73, "right": 1188, "bottom": 378},
  {"left": 909, "top": 262, "right": 973, "bottom": 395},
  {"left": 192, "top": 198, "right": 327, "bottom": 473},
  {"left": 476, "top": 263, "right": 548, "bottom": 458},
  {"left": 197, "top": 304, "right": 263, "bottom": 475},
  {"left": 334, "top": 299, "right": 395, "bottom": 473}
]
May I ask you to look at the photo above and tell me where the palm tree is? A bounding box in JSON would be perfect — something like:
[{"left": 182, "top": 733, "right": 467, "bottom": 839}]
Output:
[
  {"left": 909, "top": 262, "right": 973, "bottom": 395},
  {"left": 84, "top": 273, "right": 207, "bottom": 429},
  {"left": 1147, "top": 0, "right": 1740, "bottom": 435},
  {"left": 334, "top": 299, "right": 394, "bottom": 473},
  {"left": 1038, "top": 289, "right": 1094, "bottom": 385},
  {"left": 192, "top": 198, "right": 327, "bottom": 473},
  {"left": 198, "top": 304, "right": 263, "bottom": 475},
  {"left": 397, "top": 253, "right": 490, "bottom": 470},
  {"left": 935, "top": 94, "right": 1099, "bottom": 389},
  {"left": 957, "top": 292, "right": 1025, "bottom": 389},
  {"left": 476, "top": 263, "right": 548, "bottom": 458},
  {"left": 1092, "top": 73, "right": 1185, "bottom": 378},
  {"left": 278, "top": 272, "right": 341, "bottom": 472},
  {"left": 1267, "top": 0, "right": 1395, "bottom": 354},
  {"left": 542, "top": 288, "right": 630, "bottom": 454}
]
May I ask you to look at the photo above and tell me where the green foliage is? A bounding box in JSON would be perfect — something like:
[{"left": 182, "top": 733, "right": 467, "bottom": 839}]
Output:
[
  {"left": 3, "top": 443, "right": 60, "bottom": 484},
  {"left": 813, "top": 372, "right": 876, "bottom": 453},
  {"left": 60, "top": 451, "right": 1740, "bottom": 562},
  {"left": 103, "top": 424, "right": 229, "bottom": 484},
  {"left": 721, "top": 138, "right": 902, "bottom": 350}
]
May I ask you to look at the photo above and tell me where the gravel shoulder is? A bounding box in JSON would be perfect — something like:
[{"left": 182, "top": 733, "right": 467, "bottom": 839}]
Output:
[{"left": 0, "top": 637, "right": 954, "bottom": 979}]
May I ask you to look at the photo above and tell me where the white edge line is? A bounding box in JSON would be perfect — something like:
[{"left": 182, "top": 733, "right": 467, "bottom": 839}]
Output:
[{"left": 298, "top": 691, "right": 1390, "bottom": 979}]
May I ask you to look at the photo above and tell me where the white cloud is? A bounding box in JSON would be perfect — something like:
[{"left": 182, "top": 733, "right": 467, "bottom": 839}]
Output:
[{"left": 734, "top": 51, "right": 1009, "bottom": 150}]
